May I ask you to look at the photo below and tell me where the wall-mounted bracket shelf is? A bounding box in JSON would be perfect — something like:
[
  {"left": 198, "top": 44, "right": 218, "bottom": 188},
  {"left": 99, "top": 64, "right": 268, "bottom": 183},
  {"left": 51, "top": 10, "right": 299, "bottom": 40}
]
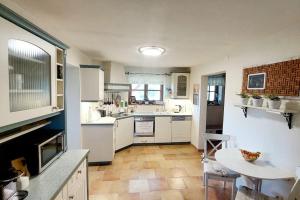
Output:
[{"left": 235, "top": 104, "right": 298, "bottom": 129}]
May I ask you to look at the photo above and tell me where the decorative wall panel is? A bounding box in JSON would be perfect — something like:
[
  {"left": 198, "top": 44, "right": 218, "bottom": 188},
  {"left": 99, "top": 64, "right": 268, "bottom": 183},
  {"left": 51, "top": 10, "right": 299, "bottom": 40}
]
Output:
[{"left": 242, "top": 59, "right": 300, "bottom": 96}]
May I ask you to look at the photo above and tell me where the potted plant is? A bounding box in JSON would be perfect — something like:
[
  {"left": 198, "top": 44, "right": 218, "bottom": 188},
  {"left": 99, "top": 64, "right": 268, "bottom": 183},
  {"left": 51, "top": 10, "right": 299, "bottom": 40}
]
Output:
[
  {"left": 265, "top": 94, "right": 281, "bottom": 109},
  {"left": 251, "top": 93, "right": 263, "bottom": 107},
  {"left": 237, "top": 92, "right": 249, "bottom": 105}
]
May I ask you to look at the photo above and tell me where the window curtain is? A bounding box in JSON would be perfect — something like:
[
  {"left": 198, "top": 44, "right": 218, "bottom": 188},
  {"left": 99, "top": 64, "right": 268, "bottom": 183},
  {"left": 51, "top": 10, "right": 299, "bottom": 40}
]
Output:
[
  {"left": 208, "top": 76, "right": 225, "bottom": 86},
  {"left": 126, "top": 73, "right": 171, "bottom": 87}
]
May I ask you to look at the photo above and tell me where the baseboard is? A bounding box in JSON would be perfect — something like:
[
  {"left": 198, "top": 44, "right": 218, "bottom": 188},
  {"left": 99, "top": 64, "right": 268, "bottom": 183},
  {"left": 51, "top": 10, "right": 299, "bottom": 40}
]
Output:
[{"left": 88, "top": 161, "right": 112, "bottom": 166}]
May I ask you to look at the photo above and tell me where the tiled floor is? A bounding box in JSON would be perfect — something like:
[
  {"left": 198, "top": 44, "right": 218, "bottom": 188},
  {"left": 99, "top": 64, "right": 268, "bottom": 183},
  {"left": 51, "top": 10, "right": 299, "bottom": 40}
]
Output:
[{"left": 89, "top": 144, "right": 231, "bottom": 200}]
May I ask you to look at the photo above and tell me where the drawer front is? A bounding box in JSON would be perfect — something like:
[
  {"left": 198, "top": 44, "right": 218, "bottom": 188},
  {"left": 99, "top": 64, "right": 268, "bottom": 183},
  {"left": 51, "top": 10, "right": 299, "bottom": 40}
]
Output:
[{"left": 133, "top": 137, "right": 155, "bottom": 144}]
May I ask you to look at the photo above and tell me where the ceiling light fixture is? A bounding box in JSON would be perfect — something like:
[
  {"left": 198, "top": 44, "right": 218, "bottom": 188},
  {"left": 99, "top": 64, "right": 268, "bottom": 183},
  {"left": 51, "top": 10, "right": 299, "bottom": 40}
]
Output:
[{"left": 138, "top": 46, "right": 165, "bottom": 56}]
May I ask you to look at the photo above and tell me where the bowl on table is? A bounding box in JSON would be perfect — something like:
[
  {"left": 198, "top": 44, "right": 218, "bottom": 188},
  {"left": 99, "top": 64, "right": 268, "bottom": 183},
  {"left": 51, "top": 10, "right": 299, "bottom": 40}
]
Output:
[{"left": 240, "top": 149, "right": 261, "bottom": 162}]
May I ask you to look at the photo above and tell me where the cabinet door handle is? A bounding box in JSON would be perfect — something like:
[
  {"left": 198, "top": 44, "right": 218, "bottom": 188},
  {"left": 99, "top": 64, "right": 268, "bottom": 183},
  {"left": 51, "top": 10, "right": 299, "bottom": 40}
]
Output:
[
  {"left": 78, "top": 170, "right": 82, "bottom": 174},
  {"left": 69, "top": 195, "right": 74, "bottom": 199}
]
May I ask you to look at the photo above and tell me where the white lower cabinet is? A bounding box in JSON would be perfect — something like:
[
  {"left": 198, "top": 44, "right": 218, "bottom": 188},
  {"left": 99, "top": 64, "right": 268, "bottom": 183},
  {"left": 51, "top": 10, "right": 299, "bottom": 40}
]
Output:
[
  {"left": 115, "top": 117, "right": 134, "bottom": 150},
  {"left": 155, "top": 117, "right": 172, "bottom": 143},
  {"left": 171, "top": 117, "right": 192, "bottom": 142},
  {"left": 54, "top": 159, "right": 87, "bottom": 200},
  {"left": 82, "top": 124, "right": 115, "bottom": 162}
]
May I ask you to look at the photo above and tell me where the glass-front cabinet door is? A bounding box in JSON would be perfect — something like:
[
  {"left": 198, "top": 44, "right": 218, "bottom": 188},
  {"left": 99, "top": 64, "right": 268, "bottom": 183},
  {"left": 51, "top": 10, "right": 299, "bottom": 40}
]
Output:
[
  {"left": 171, "top": 73, "right": 190, "bottom": 99},
  {"left": 8, "top": 39, "right": 52, "bottom": 112},
  {"left": 0, "top": 17, "right": 57, "bottom": 128}
]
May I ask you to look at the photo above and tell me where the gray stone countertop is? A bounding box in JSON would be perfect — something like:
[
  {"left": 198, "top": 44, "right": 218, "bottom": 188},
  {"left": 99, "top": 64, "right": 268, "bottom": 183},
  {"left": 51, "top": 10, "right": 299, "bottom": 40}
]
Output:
[{"left": 25, "top": 149, "right": 89, "bottom": 200}]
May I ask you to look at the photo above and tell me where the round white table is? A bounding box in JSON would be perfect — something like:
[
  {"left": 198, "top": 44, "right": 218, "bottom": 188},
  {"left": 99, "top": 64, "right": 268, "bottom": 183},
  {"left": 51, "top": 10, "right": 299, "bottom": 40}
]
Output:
[{"left": 215, "top": 148, "right": 295, "bottom": 191}]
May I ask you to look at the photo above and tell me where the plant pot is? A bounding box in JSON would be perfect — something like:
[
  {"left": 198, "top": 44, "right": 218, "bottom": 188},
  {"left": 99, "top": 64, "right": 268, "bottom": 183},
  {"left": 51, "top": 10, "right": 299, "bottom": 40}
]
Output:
[
  {"left": 268, "top": 100, "right": 281, "bottom": 109},
  {"left": 252, "top": 98, "right": 263, "bottom": 107},
  {"left": 240, "top": 98, "right": 249, "bottom": 105}
]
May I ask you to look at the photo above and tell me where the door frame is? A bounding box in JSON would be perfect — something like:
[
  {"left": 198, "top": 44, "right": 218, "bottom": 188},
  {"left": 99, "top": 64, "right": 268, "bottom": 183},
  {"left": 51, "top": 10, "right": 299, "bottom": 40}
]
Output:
[{"left": 198, "top": 71, "right": 226, "bottom": 149}]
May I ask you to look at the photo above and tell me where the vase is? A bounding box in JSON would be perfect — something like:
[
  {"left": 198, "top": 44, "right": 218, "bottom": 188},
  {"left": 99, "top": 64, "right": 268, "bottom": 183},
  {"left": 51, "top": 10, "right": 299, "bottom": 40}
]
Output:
[
  {"left": 252, "top": 98, "right": 263, "bottom": 107},
  {"left": 240, "top": 98, "right": 249, "bottom": 105},
  {"left": 268, "top": 100, "right": 281, "bottom": 109}
]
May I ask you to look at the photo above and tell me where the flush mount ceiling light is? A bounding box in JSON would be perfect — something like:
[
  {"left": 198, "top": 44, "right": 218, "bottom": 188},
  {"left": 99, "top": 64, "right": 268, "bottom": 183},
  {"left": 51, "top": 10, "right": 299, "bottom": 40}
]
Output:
[{"left": 138, "top": 46, "right": 165, "bottom": 56}]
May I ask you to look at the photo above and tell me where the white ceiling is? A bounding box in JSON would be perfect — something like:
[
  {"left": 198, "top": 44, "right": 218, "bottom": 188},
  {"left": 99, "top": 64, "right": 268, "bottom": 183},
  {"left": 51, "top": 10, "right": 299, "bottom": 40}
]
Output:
[{"left": 2, "top": 0, "right": 300, "bottom": 67}]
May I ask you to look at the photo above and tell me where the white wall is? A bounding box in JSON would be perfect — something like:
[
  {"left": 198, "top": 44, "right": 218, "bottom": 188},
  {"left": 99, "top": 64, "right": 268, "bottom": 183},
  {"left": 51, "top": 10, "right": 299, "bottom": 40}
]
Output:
[
  {"left": 66, "top": 48, "right": 101, "bottom": 149},
  {"left": 190, "top": 36, "right": 300, "bottom": 197}
]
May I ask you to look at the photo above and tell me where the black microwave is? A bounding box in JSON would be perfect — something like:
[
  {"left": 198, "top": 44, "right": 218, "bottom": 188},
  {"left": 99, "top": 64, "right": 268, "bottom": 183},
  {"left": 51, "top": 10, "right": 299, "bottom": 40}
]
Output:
[{"left": 26, "top": 131, "right": 65, "bottom": 175}]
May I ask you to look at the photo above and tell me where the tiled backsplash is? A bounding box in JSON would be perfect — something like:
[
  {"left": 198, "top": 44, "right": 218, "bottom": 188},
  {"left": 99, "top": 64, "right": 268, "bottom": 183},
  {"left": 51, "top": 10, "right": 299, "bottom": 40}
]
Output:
[{"left": 81, "top": 99, "right": 192, "bottom": 122}]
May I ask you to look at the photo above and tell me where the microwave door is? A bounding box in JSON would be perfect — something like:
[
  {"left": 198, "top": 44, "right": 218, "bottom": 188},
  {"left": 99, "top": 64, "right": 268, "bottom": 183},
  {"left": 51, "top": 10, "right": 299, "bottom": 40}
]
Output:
[{"left": 38, "top": 133, "right": 64, "bottom": 173}]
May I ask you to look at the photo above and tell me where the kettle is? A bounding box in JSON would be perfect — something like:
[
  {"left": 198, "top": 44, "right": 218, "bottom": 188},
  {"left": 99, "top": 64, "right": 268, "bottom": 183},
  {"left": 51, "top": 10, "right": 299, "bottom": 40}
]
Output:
[{"left": 173, "top": 105, "right": 182, "bottom": 113}]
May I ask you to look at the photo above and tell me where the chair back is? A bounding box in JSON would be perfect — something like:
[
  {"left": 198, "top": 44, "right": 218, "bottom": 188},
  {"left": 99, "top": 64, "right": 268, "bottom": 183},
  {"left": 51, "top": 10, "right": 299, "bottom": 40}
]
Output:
[
  {"left": 288, "top": 179, "right": 300, "bottom": 200},
  {"left": 288, "top": 167, "right": 300, "bottom": 200},
  {"left": 202, "top": 133, "right": 231, "bottom": 161}
]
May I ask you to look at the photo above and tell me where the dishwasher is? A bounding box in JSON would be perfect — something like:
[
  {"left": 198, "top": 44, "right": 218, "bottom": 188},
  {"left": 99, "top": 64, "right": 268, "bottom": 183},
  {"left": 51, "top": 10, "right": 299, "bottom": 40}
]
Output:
[{"left": 171, "top": 116, "right": 192, "bottom": 142}]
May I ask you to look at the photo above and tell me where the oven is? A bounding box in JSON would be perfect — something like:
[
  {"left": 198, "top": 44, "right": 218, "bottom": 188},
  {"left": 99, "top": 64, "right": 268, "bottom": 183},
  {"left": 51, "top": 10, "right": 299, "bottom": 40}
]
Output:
[{"left": 134, "top": 116, "right": 155, "bottom": 137}]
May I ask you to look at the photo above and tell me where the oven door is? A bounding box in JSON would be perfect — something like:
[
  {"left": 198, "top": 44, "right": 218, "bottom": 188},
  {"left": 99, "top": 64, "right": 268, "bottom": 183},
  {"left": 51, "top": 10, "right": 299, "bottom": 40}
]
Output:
[
  {"left": 38, "top": 132, "right": 64, "bottom": 173},
  {"left": 134, "top": 117, "right": 155, "bottom": 137}
]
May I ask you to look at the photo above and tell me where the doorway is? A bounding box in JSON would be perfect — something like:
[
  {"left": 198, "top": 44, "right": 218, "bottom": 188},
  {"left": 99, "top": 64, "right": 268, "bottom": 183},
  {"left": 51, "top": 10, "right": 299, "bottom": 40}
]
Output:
[{"left": 203, "top": 73, "right": 226, "bottom": 151}]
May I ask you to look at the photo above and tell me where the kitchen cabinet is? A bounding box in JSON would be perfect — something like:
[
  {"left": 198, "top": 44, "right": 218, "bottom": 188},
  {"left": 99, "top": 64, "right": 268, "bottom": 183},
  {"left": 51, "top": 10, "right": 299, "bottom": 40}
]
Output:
[
  {"left": 115, "top": 117, "right": 134, "bottom": 150},
  {"left": 54, "top": 159, "right": 87, "bottom": 200},
  {"left": 171, "top": 116, "right": 192, "bottom": 142},
  {"left": 0, "top": 17, "right": 63, "bottom": 128},
  {"left": 155, "top": 117, "right": 172, "bottom": 143},
  {"left": 171, "top": 73, "right": 190, "bottom": 99},
  {"left": 80, "top": 66, "right": 104, "bottom": 101},
  {"left": 82, "top": 124, "right": 115, "bottom": 163}
]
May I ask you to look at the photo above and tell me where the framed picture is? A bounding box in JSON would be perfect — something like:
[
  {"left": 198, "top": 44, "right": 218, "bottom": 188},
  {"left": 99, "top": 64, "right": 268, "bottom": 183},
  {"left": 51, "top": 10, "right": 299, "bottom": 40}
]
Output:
[
  {"left": 247, "top": 73, "right": 266, "bottom": 90},
  {"left": 193, "top": 84, "right": 199, "bottom": 105},
  {"left": 193, "top": 94, "right": 199, "bottom": 105}
]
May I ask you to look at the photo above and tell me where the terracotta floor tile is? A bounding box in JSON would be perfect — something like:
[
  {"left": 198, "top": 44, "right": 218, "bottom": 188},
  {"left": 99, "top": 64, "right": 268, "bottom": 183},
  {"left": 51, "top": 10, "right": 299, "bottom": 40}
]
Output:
[
  {"left": 183, "top": 176, "right": 203, "bottom": 189},
  {"left": 118, "top": 193, "right": 140, "bottom": 200},
  {"left": 181, "top": 188, "right": 205, "bottom": 200},
  {"left": 138, "top": 169, "right": 156, "bottom": 179},
  {"left": 169, "top": 168, "right": 188, "bottom": 178},
  {"left": 120, "top": 169, "right": 140, "bottom": 180},
  {"left": 167, "top": 178, "right": 186, "bottom": 190},
  {"left": 102, "top": 170, "right": 120, "bottom": 181},
  {"left": 155, "top": 168, "right": 172, "bottom": 178},
  {"left": 89, "top": 193, "right": 119, "bottom": 200},
  {"left": 90, "top": 180, "right": 113, "bottom": 195},
  {"left": 161, "top": 190, "right": 184, "bottom": 200},
  {"left": 89, "top": 144, "right": 231, "bottom": 200},
  {"left": 129, "top": 179, "right": 150, "bottom": 193},
  {"left": 143, "top": 161, "right": 160, "bottom": 169},
  {"left": 140, "top": 191, "right": 162, "bottom": 200},
  {"left": 109, "top": 180, "right": 129, "bottom": 193},
  {"left": 148, "top": 178, "right": 169, "bottom": 191}
]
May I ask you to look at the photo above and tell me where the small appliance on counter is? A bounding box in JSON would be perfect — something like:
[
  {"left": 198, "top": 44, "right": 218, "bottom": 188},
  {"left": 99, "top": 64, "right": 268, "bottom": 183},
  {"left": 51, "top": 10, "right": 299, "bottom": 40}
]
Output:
[
  {"left": 173, "top": 105, "right": 182, "bottom": 113},
  {"left": 98, "top": 109, "right": 106, "bottom": 117}
]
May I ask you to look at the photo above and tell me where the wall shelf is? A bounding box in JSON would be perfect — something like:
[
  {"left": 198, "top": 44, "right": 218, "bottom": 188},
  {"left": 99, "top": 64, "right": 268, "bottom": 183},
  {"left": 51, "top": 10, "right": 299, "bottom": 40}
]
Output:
[
  {"left": 235, "top": 104, "right": 298, "bottom": 129},
  {"left": 0, "top": 120, "right": 51, "bottom": 144}
]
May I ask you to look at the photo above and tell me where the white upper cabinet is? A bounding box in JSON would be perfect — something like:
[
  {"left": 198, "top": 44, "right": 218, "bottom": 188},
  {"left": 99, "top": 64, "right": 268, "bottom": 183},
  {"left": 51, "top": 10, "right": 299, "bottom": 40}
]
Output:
[
  {"left": 0, "top": 17, "right": 59, "bottom": 128},
  {"left": 80, "top": 66, "right": 104, "bottom": 101},
  {"left": 155, "top": 117, "right": 172, "bottom": 143},
  {"left": 171, "top": 73, "right": 190, "bottom": 99}
]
